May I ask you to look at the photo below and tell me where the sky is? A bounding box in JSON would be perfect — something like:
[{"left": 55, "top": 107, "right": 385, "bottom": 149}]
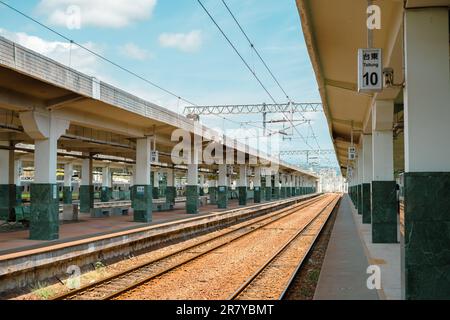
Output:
[{"left": 0, "top": 0, "right": 339, "bottom": 170}]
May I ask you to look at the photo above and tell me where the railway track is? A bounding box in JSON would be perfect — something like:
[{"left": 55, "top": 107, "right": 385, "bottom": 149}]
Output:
[
  {"left": 229, "top": 195, "right": 340, "bottom": 300},
  {"left": 53, "top": 194, "right": 328, "bottom": 300}
]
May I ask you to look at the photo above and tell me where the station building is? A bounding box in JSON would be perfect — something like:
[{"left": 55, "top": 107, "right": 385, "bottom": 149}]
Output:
[{"left": 0, "top": 35, "right": 319, "bottom": 246}]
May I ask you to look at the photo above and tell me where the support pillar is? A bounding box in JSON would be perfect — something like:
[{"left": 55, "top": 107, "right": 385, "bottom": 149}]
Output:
[
  {"left": 63, "top": 163, "right": 73, "bottom": 205},
  {"left": 208, "top": 179, "right": 218, "bottom": 205},
  {"left": 165, "top": 168, "right": 176, "bottom": 209},
  {"left": 199, "top": 174, "right": 205, "bottom": 196},
  {"left": 238, "top": 165, "right": 247, "bottom": 206},
  {"left": 14, "top": 159, "right": 22, "bottom": 206},
  {"left": 279, "top": 174, "right": 286, "bottom": 198},
  {"left": 372, "top": 100, "right": 397, "bottom": 243},
  {"left": 80, "top": 156, "right": 94, "bottom": 214},
  {"left": 253, "top": 167, "right": 262, "bottom": 203},
  {"left": 273, "top": 173, "right": 280, "bottom": 199},
  {"left": 186, "top": 164, "right": 199, "bottom": 214},
  {"left": 0, "top": 141, "right": 15, "bottom": 221},
  {"left": 152, "top": 171, "right": 160, "bottom": 199},
  {"left": 20, "top": 112, "right": 70, "bottom": 240},
  {"left": 265, "top": 170, "right": 272, "bottom": 201},
  {"left": 133, "top": 137, "right": 152, "bottom": 222},
  {"left": 218, "top": 164, "right": 228, "bottom": 209},
  {"left": 357, "top": 147, "right": 363, "bottom": 215},
  {"left": 101, "top": 166, "right": 111, "bottom": 202},
  {"left": 402, "top": 8, "right": 450, "bottom": 300},
  {"left": 362, "top": 135, "right": 373, "bottom": 224}
]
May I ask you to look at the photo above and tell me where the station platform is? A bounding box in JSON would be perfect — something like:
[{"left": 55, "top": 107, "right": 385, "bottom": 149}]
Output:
[
  {"left": 0, "top": 194, "right": 317, "bottom": 293},
  {"left": 314, "top": 195, "right": 401, "bottom": 300},
  {"left": 0, "top": 199, "right": 244, "bottom": 255}
]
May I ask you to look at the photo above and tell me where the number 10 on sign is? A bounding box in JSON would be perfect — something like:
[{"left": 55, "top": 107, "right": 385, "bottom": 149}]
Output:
[{"left": 358, "top": 48, "right": 383, "bottom": 92}]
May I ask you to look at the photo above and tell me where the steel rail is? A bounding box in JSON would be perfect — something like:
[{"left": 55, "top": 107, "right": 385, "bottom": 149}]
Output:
[
  {"left": 53, "top": 195, "right": 326, "bottom": 300},
  {"left": 228, "top": 194, "right": 340, "bottom": 300},
  {"left": 278, "top": 196, "right": 342, "bottom": 300},
  {"left": 104, "top": 195, "right": 331, "bottom": 300}
]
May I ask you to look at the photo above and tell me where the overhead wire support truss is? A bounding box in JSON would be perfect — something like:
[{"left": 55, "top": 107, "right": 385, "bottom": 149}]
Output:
[
  {"left": 279, "top": 149, "right": 335, "bottom": 156},
  {"left": 184, "top": 103, "right": 323, "bottom": 116}
]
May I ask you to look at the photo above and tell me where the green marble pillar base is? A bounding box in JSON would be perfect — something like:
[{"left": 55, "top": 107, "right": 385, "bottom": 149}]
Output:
[
  {"left": 218, "top": 186, "right": 228, "bottom": 209},
  {"left": 254, "top": 187, "right": 262, "bottom": 203},
  {"left": 63, "top": 186, "right": 72, "bottom": 204},
  {"left": 371, "top": 181, "right": 397, "bottom": 243},
  {"left": 132, "top": 185, "right": 152, "bottom": 223},
  {"left": 80, "top": 185, "right": 94, "bottom": 214},
  {"left": 286, "top": 187, "right": 291, "bottom": 197},
  {"left": 101, "top": 187, "right": 111, "bottom": 202},
  {"left": 238, "top": 186, "right": 247, "bottom": 206},
  {"left": 273, "top": 188, "right": 280, "bottom": 200},
  {"left": 208, "top": 186, "right": 218, "bottom": 205},
  {"left": 166, "top": 186, "right": 176, "bottom": 209},
  {"left": 30, "top": 184, "right": 59, "bottom": 240},
  {"left": 280, "top": 187, "right": 286, "bottom": 198},
  {"left": 186, "top": 185, "right": 199, "bottom": 214},
  {"left": 265, "top": 187, "right": 272, "bottom": 201},
  {"left": 402, "top": 172, "right": 450, "bottom": 300},
  {"left": 0, "top": 184, "right": 15, "bottom": 221},
  {"left": 362, "top": 183, "right": 371, "bottom": 224},
  {"left": 152, "top": 187, "right": 160, "bottom": 199},
  {"left": 357, "top": 184, "right": 363, "bottom": 215}
]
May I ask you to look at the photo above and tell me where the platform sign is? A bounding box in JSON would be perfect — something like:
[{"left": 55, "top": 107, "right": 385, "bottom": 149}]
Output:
[
  {"left": 136, "top": 186, "right": 145, "bottom": 194},
  {"left": 358, "top": 48, "right": 383, "bottom": 92},
  {"left": 151, "top": 151, "right": 159, "bottom": 163},
  {"left": 348, "top": 146, "right": 357, "bottom": 160}
]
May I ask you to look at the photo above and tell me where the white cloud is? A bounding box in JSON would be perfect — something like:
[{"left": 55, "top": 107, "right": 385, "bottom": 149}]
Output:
[
  {"left": 119, "top": 43, "right": 151, "bottom": 61},
  {"left": 158, "top": 30, "right": 203, "bottom": 53},
  {"left": 37, "top": 0, "right": 157, "bottom": 29},
  {"left": 0, "top": 28, "right": 101, "bottom": 76}
]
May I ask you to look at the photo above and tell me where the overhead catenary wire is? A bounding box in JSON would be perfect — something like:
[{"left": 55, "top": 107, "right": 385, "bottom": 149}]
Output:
[
  {"left": 197, "top": 0, "right": 315, "bottom": 150},
  {"left": 219, "top": 0, "right": 331, "bottom": 162}
]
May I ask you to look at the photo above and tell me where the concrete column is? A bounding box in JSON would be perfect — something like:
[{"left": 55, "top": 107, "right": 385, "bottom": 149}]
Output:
[
  {"left": 272, "top": 172, "right": 280, "bottom": 199},
  {"left": 402, "top": 8, "right": 450, "bottom": 300},
  {"left": 264, "top": 169, "right": 272, "bottom": 201},
  {"left": 152, "top": 170, "right": 160, "bottom": 199},
  {"left": 101, "top": 166, "right": 111, "bottom": 202},
  {"left": 186, "top": 164, "right": 199, "bottom": 214},
  {"left": 14, "top": 159, "right": 22, "bottom": 205},
  {"left": 129, "top": 165, "right": 135, "bottom": 201},
  {"left": 199, "top": 174, "right": 205, "bottom": 196},
  {"left": 357, "top": 146, "right": 363, "bottom": 215},
  {"left": 0, "top": 141, "right": 15, "bottom": 221},
  {"left": 133, "top": 137, "right": 152, "bottom": 222},
  {"left": 253, "top": 167, "right": 262, "bottom": 203},
  {"left": 62, "top": 163, "right": 73, "bottom": 205},
  {"left": 165, "top": 168, "right": 176, "bottom": 209},
  {"left": 218, "top": 164, "right": 228, "bottom": 209},
  {"left": 371, "top": 100, "right": 397, "bottom": 243},
  {"left": 280, "top": 174, "right": 287, "bottom": 199},
  {"left": 208, "top": 178, "right": 218, "bottom": 205},
  {"left": 80, "top": 156, "right": 94, "bottom": 214},
  {"left": 362, "top": 134, "right": 373, "bottom": 224},
  {"left": 17, "top": 112, "right": 69, "bottom": 239},
  {"left": 238, "top": 164, "right": 247, "bottom": 206}
]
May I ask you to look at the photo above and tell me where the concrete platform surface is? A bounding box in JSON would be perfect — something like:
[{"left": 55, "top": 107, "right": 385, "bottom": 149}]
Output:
[
  {"left": 314, "top": 195, "right": 379, "bottom": 300},
  {"left": 0, "top": 199, "right": 244, "bottom": 255},
  {"left": 352, "top": 198, "right": 401, "bottom": 300}
]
